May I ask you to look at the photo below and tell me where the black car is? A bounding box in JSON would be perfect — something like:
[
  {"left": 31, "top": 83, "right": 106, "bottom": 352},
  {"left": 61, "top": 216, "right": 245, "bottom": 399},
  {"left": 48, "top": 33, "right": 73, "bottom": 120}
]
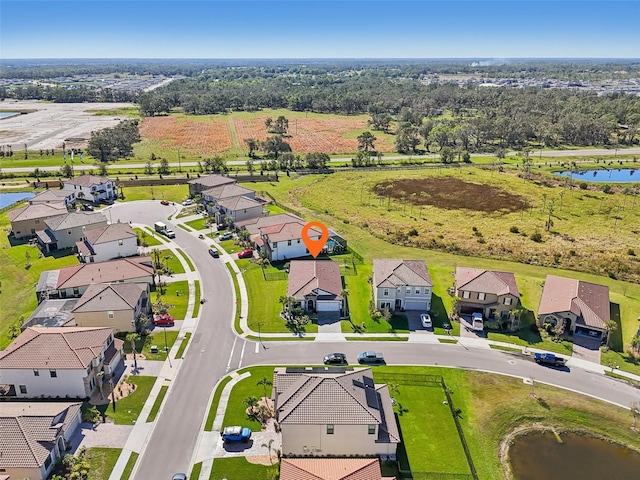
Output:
[
  {"left": 208, "top": 248, "right": 219, "bottom": 258},
  {"left": 82, "top": 204, "right": 94, "bottom": 212},
  {"left": 323, "top": 353, "right": 347, "bottom": 365}
]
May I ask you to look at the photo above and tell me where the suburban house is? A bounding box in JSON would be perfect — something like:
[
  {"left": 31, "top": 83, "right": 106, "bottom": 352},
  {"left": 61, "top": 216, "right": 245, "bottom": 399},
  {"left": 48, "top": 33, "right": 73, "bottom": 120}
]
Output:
[
  {"left": 454, "top": 267, "right": 521, "bottom": 321},
  {"left": 63, "top": 174, "right": 116, "bottom": 203},
  {"left": 187, "top": 173, "right": 236, "bottom": 197},
  {"left": 0, "top": 402, "right": 82, "bottom": 480},
  {"left": 201, "top": 183, "right": 263, "bottom": 223},
  {"left": 72, "top": 283, "right": 150, "bottom": 333},
  {"left": 8, "top": 202, "right": 69, "bottom": 239},
  {"left": 280, "top": 458, "right": 394, "bottom": 480},
  {"left": 36, "top": 211, "right": 108, "bottom": 253},
  {"left": 29, "top": 189, "right": 76, "bottom": 206},
  {"left": 287, "top": 260, "right": 344, "bottom": 315},
  {"left": 0, "top": 326, "right": 123, "bottom": 399},
  {"left": 36, "top": 256, "right": 154, "bottom": 302},
  {"left": 273, "top": 367, "right": 400, "bottom": 457},
  {"left": 259, "top": 221, "right": 322, "bottom": 261},
  {"left": 538, "top": 275, "right": 611, "bottom": 340},
  {"left": 373, "top": 259, "right": 433, "bottom": 312},
  {"left": 76, "top": 222, "right": 138, "bottom": 263},
  {"left": 236, "top": 212, "right": 302, "bottom": 234},
  {"left": 21, "top": 298, "right": 79, "bottom": 330}
]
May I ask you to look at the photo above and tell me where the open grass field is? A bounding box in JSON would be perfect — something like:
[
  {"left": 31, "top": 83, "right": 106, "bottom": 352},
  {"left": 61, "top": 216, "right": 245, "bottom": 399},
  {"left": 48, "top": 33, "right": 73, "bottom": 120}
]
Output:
[{"left": 84, "top": 447, "right": 122, "bottom": 480}]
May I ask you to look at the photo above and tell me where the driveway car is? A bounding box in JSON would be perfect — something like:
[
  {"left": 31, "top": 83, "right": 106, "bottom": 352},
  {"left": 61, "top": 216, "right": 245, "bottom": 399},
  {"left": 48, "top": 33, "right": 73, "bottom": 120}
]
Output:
[
  {"left": 323, "top": 353, "right": 347, "bottom": 365},
  {"left": 219, "top": 232, "right": 233, "bottom": 241},
  {"left": 153, "top": 313, "right": 175, "bottom": 326},
  {"left": 160, "top": 200, "right": 170, "bottom": 206},
  {"left": 172, "top": 474, "right": 187, "bottom": 480},
  {"left": 208, "top": 248, "right": 219, "bottom": 258},
  {"left": 357, "top": 351, "right": 384, "bottom": 364},
  {"left": 82, "top": 204, "right": 94, "bottom": 211},
  {"left": 182, "top": 199, "right": 194, "bottom": 206},
  {"left": 237, "top": 248, "right": 253, "bottom": 259},
  {"left": 221, "top": 426, "right": 251, "bottom": 443},
  {"left": 420, "top": 312, "right": 433, "bottom": 329}
]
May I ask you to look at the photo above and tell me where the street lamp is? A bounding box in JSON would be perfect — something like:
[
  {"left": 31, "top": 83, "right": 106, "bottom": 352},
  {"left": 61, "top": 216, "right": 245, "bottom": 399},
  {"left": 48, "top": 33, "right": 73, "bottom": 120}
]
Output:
[{"left": 163, "top": 326, "right": 172, "bottom": 367}]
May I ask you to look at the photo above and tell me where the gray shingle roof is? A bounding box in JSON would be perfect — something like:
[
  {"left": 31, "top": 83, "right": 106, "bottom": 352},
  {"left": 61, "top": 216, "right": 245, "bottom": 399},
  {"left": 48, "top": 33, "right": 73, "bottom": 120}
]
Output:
[
  {"left": 455, "top": 267, "right": 520, "bottom": 297},
  {"left": 373, "top": 259, "right": 433, "bottom": 289},
  {"left": 83, "top": 222, "right": 136, "bottom": 245},
  {"left": 7, "top": 202, "right": 68, "bottom": 222},
  {"left": 72, "top": 282, "right": 146, "bottom": 313},
  {"left": 64, "top": 174, "right": 112, "bottom": 188},
  {"left": 45, "top": 211, "right": 107, "bottom": 231}
]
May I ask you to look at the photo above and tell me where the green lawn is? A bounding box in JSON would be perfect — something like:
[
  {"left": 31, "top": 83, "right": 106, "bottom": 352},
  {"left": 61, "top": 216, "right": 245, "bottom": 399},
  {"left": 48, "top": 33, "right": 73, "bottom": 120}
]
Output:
[
  {"left": 176, "top": 248, "right": 195, "bottom": 271},
  {"left": 185, "top": 217, "right": 210, "bottom": 230},
  {"left": 222, "top": 366, "right": 276, "bottom": 429},
  {"left": 209, "top": 457, "right": 277, "bottom": 480},
  {"left": 175, "top": 332, "right": 192, "bottom": 359},
  {"left": 121, "top": 330, "right": 179, "bottom": 361},
  {"left": 159, "top": 280, "right": 189, "bottom": 320},
  {"left": 120, "top": 452, "right": 139, "bottom": 480},
  {"left": 205, "top": 375, "right": 233, "bottom": 431},
  {"left": 193, "top": 280, "right": 201, "bottom": 317},
  {"left": 226, "top": 263, "right": 242, "bottom": 334},
  {"left": 218, "top": 238, "right": 242, "bottom": 254},
  {"left": 133, "top": 227, "right": 162, "bottom": 247},
  {"left": 143, "top": 226, "right": 169, "bottom": 243},
  {"left": 156, "top": 249, "right": 186, "bottom": 275},
  {"left": 93, "top": 375, "right": 156, "bottom": 424},
  {"left": 85, "top": 447, "right": 122, "bottom": 480},
  {"left": 190, "top": 462, "right": 203, "bottom": 480},
  {"left": 122, "top": 184, "right": 188, "bottom": 202},
  {"left": 147, "top": 384, "right": 169, "bottom": 422}
]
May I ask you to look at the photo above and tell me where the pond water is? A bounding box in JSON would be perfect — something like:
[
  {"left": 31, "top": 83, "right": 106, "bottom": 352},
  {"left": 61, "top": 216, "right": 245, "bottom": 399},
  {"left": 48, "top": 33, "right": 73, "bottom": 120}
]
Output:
[
  {"left": 0, "top": 192, "right": 35, "bottom": 209},
  {"left": 554, "top": 168, "right": 640, "bottom": 183},
  {"left": 0, "top": 112, "right": 20, "bottom": 120},
  {"left": 509, "top": 431, "right": 640, "bottom": 480}
]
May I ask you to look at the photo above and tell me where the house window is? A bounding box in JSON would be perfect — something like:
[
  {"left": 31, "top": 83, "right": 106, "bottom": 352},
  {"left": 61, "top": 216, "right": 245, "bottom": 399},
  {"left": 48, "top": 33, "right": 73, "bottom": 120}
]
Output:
[
  {"left": 33, "top": 369, "right": 40, "bottom": 376},
  {"left": 108, "top": 311, "right": 114, "bottom": 319},
  {"left": 415, "top": 288, "right": 420, "bottom": 294},
  {"left": 19, "top": 385, "right": 27, "bottom": 394},
  {"left": 73, "top": 287, "right": 80, "bottom": 296},
  {"left": 90, "top": 257, "right": 95, "bottom": 263},
  {"left": 423, "top": 288, "right": 429, "bottom": 295},
  {"left": 406, "top": 287, "right": 411, "bottom": 294},
  {"left": 368, "top": 425, "right": 376, "bottom": 435},
  {"left": 504, "top": 297, "right": 513, "bottom": 305},
  {"left": 35, "top": 218, "right": 40, "bottom": 224},
  {"left": 118, "top": 240, "right": 123, "bottom": 246},
  {"left": 383, "top": 289, "right": 389, "bottom": 296},
  {"left": 462, "top": 291, "right": 470, "bottom": 299},
  {"left": 478, "top": 293, "right": 486, "bottom": 301},
  {"left": 44, "top": 455, "right": 52, "bottom": 469},
  {"left": 327, "top": 424, "right": 334, "bottom": 434},
  {"left": 287, "top": 240, "right": 292, "bottom": 246},
  {"left": 50, "top": 370, "right": 57, "bottom": 378}
]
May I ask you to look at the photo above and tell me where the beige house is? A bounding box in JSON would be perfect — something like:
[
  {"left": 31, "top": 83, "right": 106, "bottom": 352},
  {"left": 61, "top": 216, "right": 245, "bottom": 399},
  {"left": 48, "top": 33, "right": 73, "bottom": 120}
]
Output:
[
  {"left": 72, "top": 283, "right": 150, "bottom": 333},
  {"left": 373, "top": 259, "right": 433, "bottom": 312},
  {"left": 538, "top": 275, "right": 610, "bottom": 340},
  {"left": 455, "top": 267, "right": 520, "bottom": 322},
  {"left": 287, "top": 260, "right": 344, "bottom": 315},
  {"left": 216, "top": 195, "right": 265, "bottom": 223},
  {"left": 273, "top": 367, "right": 400, "bottom": 457},
  {"left": 0, "top": 402, "right": 82, "bottom": 480},
  {"left": 280, "top": 458, "right": 394, "bottom": 480},
  {"left": 187, "top": 173, "right": 236, "bottom": 197},
  {"left": 8, "top": 202, "right": 69, "bottom": 239}
]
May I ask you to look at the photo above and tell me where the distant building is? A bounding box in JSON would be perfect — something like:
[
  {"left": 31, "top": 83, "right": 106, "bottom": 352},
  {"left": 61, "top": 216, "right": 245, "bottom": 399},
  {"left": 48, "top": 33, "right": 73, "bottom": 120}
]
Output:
[{"left": 63, "top": 174, "right": 116, "bottom": 203}]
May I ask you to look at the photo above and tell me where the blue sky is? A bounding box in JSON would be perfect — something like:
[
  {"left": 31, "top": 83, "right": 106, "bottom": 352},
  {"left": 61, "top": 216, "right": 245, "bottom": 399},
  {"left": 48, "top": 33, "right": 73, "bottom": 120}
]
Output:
[{"left": 1, "top": 1, "right": 639, "bottom": 58}]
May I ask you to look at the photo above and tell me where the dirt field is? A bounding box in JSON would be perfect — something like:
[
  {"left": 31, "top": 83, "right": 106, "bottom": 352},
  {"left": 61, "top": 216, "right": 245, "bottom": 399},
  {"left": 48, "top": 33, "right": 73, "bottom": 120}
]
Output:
[
  {"left": 0, "top": 100, "right": 134, "bottom": 150},
  {"left": 373, "top": 177, "right": 527, "bottom": 213}
]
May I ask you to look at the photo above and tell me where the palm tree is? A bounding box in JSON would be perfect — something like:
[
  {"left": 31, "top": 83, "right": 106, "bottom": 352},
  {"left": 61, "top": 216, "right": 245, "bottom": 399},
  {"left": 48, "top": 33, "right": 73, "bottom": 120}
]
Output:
[
  {"left": 340, "top": 288, "right": 350, "bottom": 317},
  {"left": 96, "top": 371, "right": 105, "bottom": 400},
  {"left": 257, "top": 376, "right": 273, "bottom": 400},
  {"left": 261, "top": 438, "right": 275, "bottom": 465},
  {"left": 604, "top": 320, "right": 618, "bottom": 348},
  {"left": 126, "top": 333, "right": 140, "bottom": 372}
]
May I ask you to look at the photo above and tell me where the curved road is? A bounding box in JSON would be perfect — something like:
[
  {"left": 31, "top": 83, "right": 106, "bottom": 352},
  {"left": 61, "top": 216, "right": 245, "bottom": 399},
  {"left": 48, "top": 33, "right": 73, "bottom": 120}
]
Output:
[{"left": 110, "top": 201, "right": 640, "bottom": 478}]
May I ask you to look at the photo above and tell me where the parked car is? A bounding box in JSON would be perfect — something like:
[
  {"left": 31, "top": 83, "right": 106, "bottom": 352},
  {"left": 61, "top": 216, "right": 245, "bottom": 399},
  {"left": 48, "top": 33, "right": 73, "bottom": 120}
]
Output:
[
  {"left": 323, "top": 353, "right": 347, "bottom": 365},
  {"left": 357, "top": 351, "right": 384, "bottom": 364},
  {"left": 219, "top": 232, "right": 233, "bottom": 241},
  {"left": 153, "top": 313, "right": 175, "bottom": 327},
  {"left": 237, "top": 248, "right": 253, "bottom": 259},
  {"left": 216, "top": 223, "right": 228, "bottom": 231},
  {"left": 208, "top": 248, "right": 220, "bottom": 258},
  {"left": 82, "top": 204, "right": 94, "bottom": 212},
  {"left": 534, "top": 353, "right": 566, "bottom": 367},
  {"left": 221, "top": 426, "right": 251, "bottom": 443},
  {"left": 160, "top": 200, "right": 170, "bottom": 206},
  {"left": 172, "top": 474, "right": 187, "bottom": 480},
  {"left": 420, "top": 312, "right": 433, "bottom": 329},
  {"left": 182, "top": 199, "right": 194, "bottom": 206},
  {"left": 471, "top": 312, "right": 484, "bottom": 332}
]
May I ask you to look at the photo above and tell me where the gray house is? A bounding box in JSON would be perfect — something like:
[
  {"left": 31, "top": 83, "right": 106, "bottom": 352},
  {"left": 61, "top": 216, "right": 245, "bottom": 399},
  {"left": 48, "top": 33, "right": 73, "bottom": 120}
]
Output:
[
  {"left": 36, "top": 212, "right": 107, "bottom": 253},
  {"left": 373, "top": 259, "right": 433, "bottom": 312},
  {"left": 454, "top": 267, "right": 520, "bottom": 320}
]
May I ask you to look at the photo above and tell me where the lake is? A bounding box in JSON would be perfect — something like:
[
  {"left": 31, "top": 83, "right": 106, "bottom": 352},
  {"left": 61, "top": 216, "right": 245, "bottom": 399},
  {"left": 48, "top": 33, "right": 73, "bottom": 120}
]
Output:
[
  {"left": 509, "top": 431, "right": 640, "bottom": 480},
  {"left": 0, "top": 192, "right": 35, "bottom": 209},
  {"left": 554, "top": 168, "right": 640, "bottom": 183},
  {"left": 0, "top": 112, "right": 20, "bottom": 120}
]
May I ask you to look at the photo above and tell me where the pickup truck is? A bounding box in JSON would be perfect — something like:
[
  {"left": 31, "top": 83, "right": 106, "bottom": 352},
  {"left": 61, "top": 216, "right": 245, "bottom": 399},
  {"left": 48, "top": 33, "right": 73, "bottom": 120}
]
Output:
[
  {"left": 220, "top": 426, "right": 251, "bottom": 443},
  {"left": 357, "top": 351, "right": 384, "bottom": 364},
  {"left": 534, "top": 353, "right": 566, "bottom": 367}
]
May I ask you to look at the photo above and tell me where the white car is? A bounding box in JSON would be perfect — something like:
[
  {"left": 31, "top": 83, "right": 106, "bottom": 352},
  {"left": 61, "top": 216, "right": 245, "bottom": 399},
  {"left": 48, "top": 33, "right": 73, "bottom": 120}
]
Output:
[
  {"left": 182, "top": 199, "right": 194, "bottom": 206},
  {"left": 420, "top": 313, "right": 432, "bottom": 329}
]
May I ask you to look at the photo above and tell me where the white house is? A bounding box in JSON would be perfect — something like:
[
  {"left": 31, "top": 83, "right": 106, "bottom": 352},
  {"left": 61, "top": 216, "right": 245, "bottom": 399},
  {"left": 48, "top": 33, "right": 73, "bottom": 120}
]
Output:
[
  {"left": 373, "top": 259, "right": 433, "bottom": 311},
  {"left": 258, "top": 221, "right": 322, "bottom": 262},
  {"left": 29, "top": 189, "right": 76, "bottom": 207},
  {"left": 36, "top": 211, "right": 108, "bottom": 253},
  {"left": 287, "top": 260, "right": 343, "bottom": 314},
  {"left": 63, "top": 174, "right": 116, "bottom": 203},
  {"left": 0, "top": 402, "right": 82, "bottom": 480},
  {"left": 0, "top": 326, "right": 123, "bottom": 399},
  {"left": 76, "top": 222, "right": 138, "bottom": 263}
]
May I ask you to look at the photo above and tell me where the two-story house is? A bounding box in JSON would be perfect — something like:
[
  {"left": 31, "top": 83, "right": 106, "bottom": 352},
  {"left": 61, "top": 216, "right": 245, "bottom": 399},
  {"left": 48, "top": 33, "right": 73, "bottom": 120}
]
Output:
[
  {"left": 71, "top": 283, "right": 150, "bottom": 333},
  {"left": 8, "top": 202, "right": 69, "bottom": 239},
  {"left": 373, "top": 259, "right": 433, "bottom": 312},
  {"left": 273, "top": 367, "right": 400, "bottom": 457},
  {"left": 280, "top": 458, "right": 392, "bottom": 480},
  {"left": 187, "top": 173, "right": 236, "bottom": 197},
  {"left": 0, "top": 326, "right": 123, "bottom": 399},
  {"left": 63, "top": 174, "right": 116, "bottom": 203},
  {"left": 454, "top": 267, "right": 520, "bottom": 321},
  {"left": 201, "top": 183, "right": 262, "bottom": 224},
  {"left": 76, "top": 222, "right": 138, "bottom": 263},
  {"left": 259, "top": 221, "right": 322, "bottom": 261},
  {"left": 29, "top": 189, "right": 76, "bottom": 207},
  {"left": 36, "top": 211, "right": 108, "bottom": 253}
]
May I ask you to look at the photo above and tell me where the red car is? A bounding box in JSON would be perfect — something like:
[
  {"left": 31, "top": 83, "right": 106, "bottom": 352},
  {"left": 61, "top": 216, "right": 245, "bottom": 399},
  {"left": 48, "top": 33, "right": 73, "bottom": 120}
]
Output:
[
  {"left": 153, "top": 313, "right": 174, "bottom": 326},
  {"left": 160, "top": 200, "right": 170, "bottom": 206},
  {"left": 237, "top": 248, "right": 253, "bottom": 259}
]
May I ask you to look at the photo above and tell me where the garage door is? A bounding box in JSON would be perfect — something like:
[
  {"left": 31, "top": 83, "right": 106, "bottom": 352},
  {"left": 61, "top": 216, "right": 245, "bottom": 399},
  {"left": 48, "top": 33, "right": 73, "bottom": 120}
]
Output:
[
  {"left": 404, "top": 300, "right": 429, "bottom": 310},
  {"left": 317, "top": 301, "right": 340, "bottom": 312}
]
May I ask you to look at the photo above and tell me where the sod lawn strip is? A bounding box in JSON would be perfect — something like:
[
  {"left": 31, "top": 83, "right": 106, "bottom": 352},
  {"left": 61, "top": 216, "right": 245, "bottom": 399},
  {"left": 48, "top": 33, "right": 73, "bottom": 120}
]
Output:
[{"left": 84, "top": 447, "right": 122, "bottom": 480}]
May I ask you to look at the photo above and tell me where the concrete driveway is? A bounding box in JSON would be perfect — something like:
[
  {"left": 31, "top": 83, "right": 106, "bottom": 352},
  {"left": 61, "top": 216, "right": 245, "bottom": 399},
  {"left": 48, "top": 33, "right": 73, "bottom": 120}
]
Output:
[{"left": 572, "top": 335, "right": 602, "bottom": 364}]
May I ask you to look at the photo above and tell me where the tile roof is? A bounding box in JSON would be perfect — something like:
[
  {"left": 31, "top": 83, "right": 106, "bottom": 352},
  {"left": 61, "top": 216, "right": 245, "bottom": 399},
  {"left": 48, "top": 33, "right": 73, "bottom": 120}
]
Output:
[
  {"left": 0, "top": 327, "right": 115, "bottom": 369},
  {"left": 538, "top": 275, "right": 610, "bottom": 329},
  {"left": 7, "top": 202, "right": 68, "bottom": 222},
  {"left": 187, "top": 174, "right": 236, "bottom": 188},
  {"left": 64, "top": 174, "right": 112, "bottom": 188},
  {"left": 83, "top": 222, "right": 136, "bottom": 245},
  {"left": 373, "top": 259, "right": 433, "bottom": 289},
  {"left": 45, "top": 211, "right": 107, "bottom": 231},
  {"left": 72, "top": 282, "right": 146, "bottom": 313},
  {"left": 236, "top": 212, "right": 302, "bottom": 233},
  {"left": 54, "top": 256, "right": 153, "bottom": 289},
  {"left": 280, "top": 458, "right": 389, "bottom": 480},
  {"left": 0, "top": 402, "right": 81, "bottom": 468},
  {"left": 287, "top": 260, "right": 342, "bottom": 300},
  {"left": 455, "top": 267, "right": 520, "bottom": 297}
]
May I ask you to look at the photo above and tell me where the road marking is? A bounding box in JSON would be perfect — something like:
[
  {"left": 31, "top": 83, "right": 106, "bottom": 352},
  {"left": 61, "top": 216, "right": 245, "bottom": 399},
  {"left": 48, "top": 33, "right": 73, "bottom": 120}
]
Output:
[
  {"left": 226, "top": 336, "right": 238, "bottom": 372},
  {"left": 255, "top": 341, "right": 260, "bottom": 354},
  {"left": 238, "top": 340, "right": 246, "bottom": 368}
]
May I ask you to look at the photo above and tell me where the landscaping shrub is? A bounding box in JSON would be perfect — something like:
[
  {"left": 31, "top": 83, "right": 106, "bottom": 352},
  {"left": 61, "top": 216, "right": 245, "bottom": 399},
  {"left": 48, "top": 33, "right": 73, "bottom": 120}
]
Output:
[
  {"left": 509, "top": 226, "right": 519, "bottom": 234},
  {"left": 530, "top": 232, "right": 543, "bottom": 243}
]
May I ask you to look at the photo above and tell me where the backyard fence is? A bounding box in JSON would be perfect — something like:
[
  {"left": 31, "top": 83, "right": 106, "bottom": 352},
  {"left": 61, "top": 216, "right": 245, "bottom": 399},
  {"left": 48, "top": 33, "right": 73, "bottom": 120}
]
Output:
[
  {"left": 262, "top": 268, "right": 288, "bottom": 281},
  {"left": 374, "top": 372, "right": 443, "bottom": 387}
]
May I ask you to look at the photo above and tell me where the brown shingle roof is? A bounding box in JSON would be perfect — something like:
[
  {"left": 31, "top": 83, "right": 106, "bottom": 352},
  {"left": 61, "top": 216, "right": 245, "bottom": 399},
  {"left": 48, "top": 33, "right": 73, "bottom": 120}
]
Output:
[
  {"left": 287, "top": 260, "right": 342, "bottom": 300},
  {"left": 7, "top": 202, "right": 68, "bottom": 222},
  {"left": 64, "top": 174, "right": 111, "bottom": 188},
  {"left": 280, "top": 458, "right": 389, "bottom": 480},
  {"left": 45, "top": 211, "right": 107, "bottom": 231},
  {"left": 262, "top": 221, "right": 320, "bottom": 243},
  {"left": 236, "top": 212, "right": 302, "bottom": 233},
  {"left": 538, "top": 275, "right": 610, "bottom": 329},
  {"left": 0, "top": 402, "right": 81, "bottom": 468},
  {"left": 72, "top": 282, "right": 146, "bottom": 313},
  {"left": 0, "top": 327, "right": 115, "bottom": 369},
  {"left": 202, "top": 183, "right": 254, "bottom": 200},
  {"left": 217, "top": 195, "right": 262, "bottom": 212},
  {"left": 455, "top": 267, "right": 519, "bottom": 297},
  {"left": 55, "top": 256, "right": 153, "bottom": 289},
  {"left": 373, "top": 259, "right": 433, "bottom": 289},
  {"left": 84, "top": 222, "right": 136, "bottom": 245}
]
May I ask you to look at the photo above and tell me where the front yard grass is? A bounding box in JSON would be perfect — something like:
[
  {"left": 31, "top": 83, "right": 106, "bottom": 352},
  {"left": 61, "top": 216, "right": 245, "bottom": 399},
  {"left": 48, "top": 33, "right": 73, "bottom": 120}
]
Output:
[
  {"left": 84, "top": 447, "right": 121, "bottom": 480},
  {"left": 160, "top": 280, "right": 189, "bottom": 319},
  {"left": 222, "top": 366, "right": 276, "bottom": 429},
  {"left": 158, "top": 250, "right": 186, "bottom": 274},
  {"left": 93, "top": 375, "right": 156, "bottom": 424},
  {"left": 120, "top": 452, "right": 139, "bottom": 480},
  {"left": 121, "top": 330, "right": 179, "bottom": 361},
  {"left": 133, "top": 227, "right": 162, "bottom": 246},
  {"left": 209, "top": 457, "right": 277, "bottom": 480},
  {"left": 185, "top": 217, "right": 209, "bottom": 230}
]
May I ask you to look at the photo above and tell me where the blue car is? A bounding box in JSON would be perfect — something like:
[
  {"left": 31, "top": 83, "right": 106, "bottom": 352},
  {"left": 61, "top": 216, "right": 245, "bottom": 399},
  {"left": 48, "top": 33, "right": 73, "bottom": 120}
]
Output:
[{"left": 221, "top": 426, "right": 252, "bottom": 443}]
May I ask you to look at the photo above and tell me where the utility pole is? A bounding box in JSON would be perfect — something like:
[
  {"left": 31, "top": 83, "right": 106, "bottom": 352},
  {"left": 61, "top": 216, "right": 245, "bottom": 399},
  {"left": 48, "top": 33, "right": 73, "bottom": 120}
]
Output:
[
  {"left": 163, "top": 326, "right": 172, "bottom": 367},
  {"left": 257, "top": 322, "right": 265, "bottom": 350}
]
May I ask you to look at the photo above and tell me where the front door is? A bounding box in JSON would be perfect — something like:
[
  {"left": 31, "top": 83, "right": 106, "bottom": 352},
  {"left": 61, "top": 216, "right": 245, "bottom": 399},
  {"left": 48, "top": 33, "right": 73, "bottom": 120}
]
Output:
[
  {"left": 395, "top": 299, "right": 402, "bottom": 310},
  {"left": 307, "top": 299, "right": 314, "bottom": 311}
]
